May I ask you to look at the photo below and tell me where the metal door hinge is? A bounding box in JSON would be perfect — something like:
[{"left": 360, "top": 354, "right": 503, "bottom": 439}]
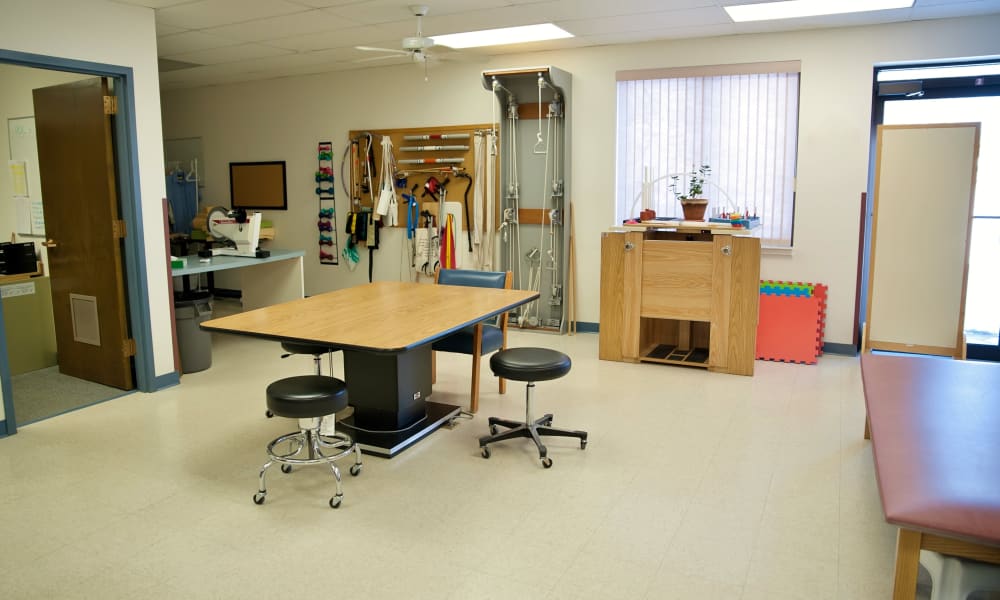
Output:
[
  {"left": 103, "top": 95, "right": 118, "bottom": 115},
  {"left": 123, "top": 338, "right": 136, "bottom": 357},
  {"left": 112, "top": 219, "right": 127, "bottom": 239}
]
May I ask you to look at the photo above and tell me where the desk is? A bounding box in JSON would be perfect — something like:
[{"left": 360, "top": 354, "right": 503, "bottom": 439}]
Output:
[
  {"left": 861, "top": 354, "right": 1000, "bottom": 599},
  {"left": 171, "top": 249, "right": 304, "bottom": 310},
  {"left": 201, "top": 281, "right": 538, "bottom": 457}
]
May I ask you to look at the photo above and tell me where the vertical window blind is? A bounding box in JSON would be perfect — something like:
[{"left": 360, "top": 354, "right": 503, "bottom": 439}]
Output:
[{"left": 616, "top": 63, "right": 800, "bottom": 247}]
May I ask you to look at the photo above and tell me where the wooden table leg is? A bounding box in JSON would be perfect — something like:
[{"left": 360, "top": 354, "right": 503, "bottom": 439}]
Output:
[{"left": 893, "top": 528, "right": 922, "bottom": 600}]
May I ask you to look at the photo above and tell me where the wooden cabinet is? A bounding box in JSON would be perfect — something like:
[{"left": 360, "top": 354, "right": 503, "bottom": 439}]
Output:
[{"left": 599, "top": 228, "right": 760, "bottom": 376}]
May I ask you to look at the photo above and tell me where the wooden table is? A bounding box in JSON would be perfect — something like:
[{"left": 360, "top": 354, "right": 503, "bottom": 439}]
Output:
[
  {"left": 861, "top": 353, "right": 1000, "bottom": 599},
  {"left": 201, "top": 281, "right": 538, "bottom": 457}
]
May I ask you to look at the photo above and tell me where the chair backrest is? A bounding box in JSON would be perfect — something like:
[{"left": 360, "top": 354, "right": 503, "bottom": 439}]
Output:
[{"left": 436, "top": 269, "right": 512, "bottom": 327}]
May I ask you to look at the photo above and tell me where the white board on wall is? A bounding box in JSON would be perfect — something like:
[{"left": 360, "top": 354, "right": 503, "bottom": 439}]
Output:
[
  {"left": 7, "top": 116, "right": 45, "bottom": 236},
  {"left": 866, "top": 123, "right": 980, "bottom": 357}
]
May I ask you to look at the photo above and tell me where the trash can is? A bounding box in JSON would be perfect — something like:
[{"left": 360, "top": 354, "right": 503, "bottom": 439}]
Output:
[{"left": 175, "top": 290, "right": 213, "bottom": 373}]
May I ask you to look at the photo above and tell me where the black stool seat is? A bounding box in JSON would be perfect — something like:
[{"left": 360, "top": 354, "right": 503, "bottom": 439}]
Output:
[
  {"left": 266, "top": 375, "right": 348, "bottom": 419},
  {"left": 490, "top": 347, "right": 571, "bottom": 382},
  {"left": 281, "top": 341, "right": 340, "bottom": 356},
  {"left": 481, "top": 347, "right": 586, "bottom": 469},
  {"left": 255, "top": 374, "right": 362, "bottom": 509}
]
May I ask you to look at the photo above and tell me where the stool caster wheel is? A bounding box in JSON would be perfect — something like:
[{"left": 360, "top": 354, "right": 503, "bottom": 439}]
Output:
[
  {"left": 329, "top": 495, "right": 342, "bottom": 509},
  {"left": 280, "top": 464, "right": 292, "bottom": 474},
  {"left": 265, "top": 410, "right": 273, "bottom": 418},
  {"left": 350, "top": 463, "right": 362, "bottom": 476},
  {"left": 253, "top": 492, "right": 266, "bottom": 505},
  {"left": 541, "top": 457, "right": 553, "bottom": 469},
  {"left": 489, "top": 424, "right": 499, "bottom": 435},
  {"left": 481, "top": 446, "right": 491, "bottom": 459},
  {"left": 580, "top": 438, "right": 588, "bottom": 450}
]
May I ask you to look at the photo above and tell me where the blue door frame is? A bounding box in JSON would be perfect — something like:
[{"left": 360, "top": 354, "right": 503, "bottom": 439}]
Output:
[{"left": 0, "top": 49, "right": 168, "bottom": 437}]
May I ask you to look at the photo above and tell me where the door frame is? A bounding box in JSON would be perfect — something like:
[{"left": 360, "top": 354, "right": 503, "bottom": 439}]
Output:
[
  {"left": 0, "top": 49, "right": 158, "bottom": 436},
  {"left": 863, "top": 58, "right": 1000, "bottom": 361}
]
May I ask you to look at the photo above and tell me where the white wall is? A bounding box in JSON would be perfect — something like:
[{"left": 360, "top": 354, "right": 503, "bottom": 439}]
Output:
[
  {"left": 0, "top": 65, "right": 90, "bottom": 274},
  {"left": 162, "top": 15, "right": 1000, "bottom": 347},
  {"left": 0, "top": 0, "right": 173, "bottom": 403}
]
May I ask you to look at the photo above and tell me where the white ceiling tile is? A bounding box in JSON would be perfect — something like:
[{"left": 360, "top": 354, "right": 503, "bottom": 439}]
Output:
[
  {"left": 152, "top": 0, "right": 1000, "bottom": 89},
  {"left": 558, "top": 6, "right": 729, "bottom": 36},
  {"left": 157, "top": 31, "right": 243, "bottom": 55},
  {"left": 540, "top": 0, "right": 717, "bottom": 20},
  {"left": 110, "top": 0, "right": 194, "bottom": 8},
  {"left": 165, "top": 43, "right": 294, "bottom": 65},
  {"left": 202, "top": 9, "right": 360, "bottom": 42},
  {"left": 913, "top": 0, "right": 1000, "bottom": 18},
  {"left": 322, "top": 0, "right": 511, "bottom": 25},
  {"left": 155, "top": 0, "right": 310, "bottom": 29},
  {"left": 267, "top": 24, "right": 397, "bottom": 51},
  {"left": 155, "top": 22, "right": 187, "bottom": 36},
  {"left": 284, "top": 0, "right": 377, "bottom": 8}
]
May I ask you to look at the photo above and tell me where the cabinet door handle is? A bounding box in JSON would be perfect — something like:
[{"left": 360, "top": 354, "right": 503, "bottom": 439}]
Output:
[
  {"left": 721, "top": 245, "right": 732, "bottom": 256},
  {"left": 42, "top": 239, "right": 58, "bottom": 248},
  {"left": 624, "top": 241, "right": 635, "bottom": 252}
]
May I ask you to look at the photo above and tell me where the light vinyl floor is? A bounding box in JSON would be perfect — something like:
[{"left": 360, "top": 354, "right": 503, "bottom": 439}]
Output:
[{"left": 0, "top": 330, "right": 898, "bottom": 599}]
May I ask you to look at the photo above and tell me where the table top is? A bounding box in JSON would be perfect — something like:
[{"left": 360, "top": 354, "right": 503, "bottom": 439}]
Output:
[
  {"left": 861, "top": 353, "right": 1000, "bottom": 545},
  {"left": 171, "top": 249, "right": 304, "bottom": 276},
  {"left": 201, "top": 280, "right": 539, "bottom": 353}
]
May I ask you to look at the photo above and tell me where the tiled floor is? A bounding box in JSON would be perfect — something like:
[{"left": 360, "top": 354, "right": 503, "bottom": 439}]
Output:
[{"left": 0, "top": 328, "right": 901, "bottom": 598}]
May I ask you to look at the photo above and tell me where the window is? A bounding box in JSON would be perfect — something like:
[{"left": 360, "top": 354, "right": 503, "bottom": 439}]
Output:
[{"left": 615, "top": 62, "right": 801, "bottom": 247}]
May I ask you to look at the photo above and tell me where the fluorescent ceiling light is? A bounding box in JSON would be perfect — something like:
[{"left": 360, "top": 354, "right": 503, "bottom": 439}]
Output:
[
  {"left": 431, "top": 23, "right": 572, "bottom": 49},
  {"left": 725, "top": 0, "right": 914, "bottom": 22}
]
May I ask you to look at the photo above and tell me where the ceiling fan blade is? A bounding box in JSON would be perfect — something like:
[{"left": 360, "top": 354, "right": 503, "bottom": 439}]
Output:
[
  {"left": 354, "top": 53, "right": 411, "bottom": 63},
  {"left": 354, "top": 46, "right": 411, "bottom": 55}
]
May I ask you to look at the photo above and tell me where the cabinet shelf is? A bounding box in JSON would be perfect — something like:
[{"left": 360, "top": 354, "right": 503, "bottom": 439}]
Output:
[{"left": 639, "top": 344, "right": 710, "bottom": 367}]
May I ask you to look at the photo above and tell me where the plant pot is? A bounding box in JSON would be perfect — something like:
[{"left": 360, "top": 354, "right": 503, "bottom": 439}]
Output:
[
  {"left": 681, "top": 199, "right": 708, "bottom": 221},
  {"left": 639, "top": 208, "right": 656, "bottom": 221}
]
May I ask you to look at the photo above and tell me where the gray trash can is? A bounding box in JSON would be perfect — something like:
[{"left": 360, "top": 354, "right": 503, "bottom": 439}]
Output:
[{"left": 175, "top": 291, "right": 213, "bottom": 373}]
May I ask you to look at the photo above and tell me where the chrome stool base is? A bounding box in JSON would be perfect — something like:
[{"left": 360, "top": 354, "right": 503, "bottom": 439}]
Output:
[{"left": 253, "top": 419, "right": 362, "bottom": 509}]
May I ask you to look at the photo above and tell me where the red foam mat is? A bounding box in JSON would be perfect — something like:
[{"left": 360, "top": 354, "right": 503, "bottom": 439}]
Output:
[{"left": 756, "top": 293, "right": 823, "bottom": 364}]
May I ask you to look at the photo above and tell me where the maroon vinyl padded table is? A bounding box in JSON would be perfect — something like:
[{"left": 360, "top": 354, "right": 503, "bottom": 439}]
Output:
[{"left": 861, "top": 353, "right": 1000, "bottom": 599}]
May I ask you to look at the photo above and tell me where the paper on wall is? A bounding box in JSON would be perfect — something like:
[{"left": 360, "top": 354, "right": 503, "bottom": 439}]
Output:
[{"left": 9, "top": 160, "right": 28, "bottom": 196}]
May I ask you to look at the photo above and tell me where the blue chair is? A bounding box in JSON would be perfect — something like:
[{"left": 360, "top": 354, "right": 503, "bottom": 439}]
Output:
[{"left": 432, "top": 269, "right": 512, "bottom": 413}]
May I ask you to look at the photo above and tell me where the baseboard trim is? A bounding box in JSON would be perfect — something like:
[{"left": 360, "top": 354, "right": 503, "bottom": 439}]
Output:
[
  {"left": 153, "top": 371, "right": 181, "bottom": 390},
  {"left": 573, "top": 321, "right": 599, "bottom": 334},
  {"left": 823, "top": 342, "right": 857, "bottom": 356}
]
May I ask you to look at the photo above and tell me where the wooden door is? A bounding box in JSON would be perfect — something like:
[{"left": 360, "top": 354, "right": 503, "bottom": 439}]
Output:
[{"left": 32, "top": 77, "right": 134, "bottom": 390}]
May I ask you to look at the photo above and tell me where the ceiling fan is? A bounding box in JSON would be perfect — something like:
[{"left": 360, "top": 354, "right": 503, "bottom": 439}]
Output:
[{"left": 355, "top": 5, "right": 442, "bottom": 65}]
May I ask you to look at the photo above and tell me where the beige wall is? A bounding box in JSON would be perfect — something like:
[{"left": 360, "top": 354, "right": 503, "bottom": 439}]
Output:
[
  {"left": 0, "top": 64, "right": 90, "bottom": 274},
  {"left": 0, "top": 0, "right": 172, "bottom": 419},
  {"left": 162, "top": 14, "right": 1000, "bottom": 347}
]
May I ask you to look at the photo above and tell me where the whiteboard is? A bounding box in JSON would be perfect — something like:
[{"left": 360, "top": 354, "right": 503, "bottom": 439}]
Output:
[
  {"left": 7, "top": 116, "right": 45, "bottom": 236},
  {"left": 866, "top": 123, "right": 979, "bottom": 356}
]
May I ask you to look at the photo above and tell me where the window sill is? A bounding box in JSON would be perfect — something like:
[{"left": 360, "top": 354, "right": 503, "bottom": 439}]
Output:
[{"left": 762, "top": 245, "right": 793, "bottom": 256}]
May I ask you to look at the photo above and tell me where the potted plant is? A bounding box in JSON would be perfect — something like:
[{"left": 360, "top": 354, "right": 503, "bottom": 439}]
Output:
[{"left": 669, "top": 164, "right": 711, "bottom": 221}]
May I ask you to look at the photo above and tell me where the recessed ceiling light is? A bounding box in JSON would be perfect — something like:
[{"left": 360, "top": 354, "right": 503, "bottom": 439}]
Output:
[
  {"left": 724, "top": 0, "right": 914, "bottom": 22},
  {"left": 431, "top": 23, "right": 573, "bottom": 49}
]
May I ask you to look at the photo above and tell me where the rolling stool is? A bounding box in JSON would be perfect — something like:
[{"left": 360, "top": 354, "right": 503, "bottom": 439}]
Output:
[
  {"left": 479, "top": 347, "right": 587, "bottom": 468},
  {"left": 253, "top": 375, "right": 362, "bottom": 509},
  {"left": 265, "top": 341, "right": 341, "bottom": 419}
]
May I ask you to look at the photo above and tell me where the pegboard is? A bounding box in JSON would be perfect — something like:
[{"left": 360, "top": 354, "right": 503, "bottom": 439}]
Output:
[{"left": 346, "top": 123, "right": 496, "bottom": 234}]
